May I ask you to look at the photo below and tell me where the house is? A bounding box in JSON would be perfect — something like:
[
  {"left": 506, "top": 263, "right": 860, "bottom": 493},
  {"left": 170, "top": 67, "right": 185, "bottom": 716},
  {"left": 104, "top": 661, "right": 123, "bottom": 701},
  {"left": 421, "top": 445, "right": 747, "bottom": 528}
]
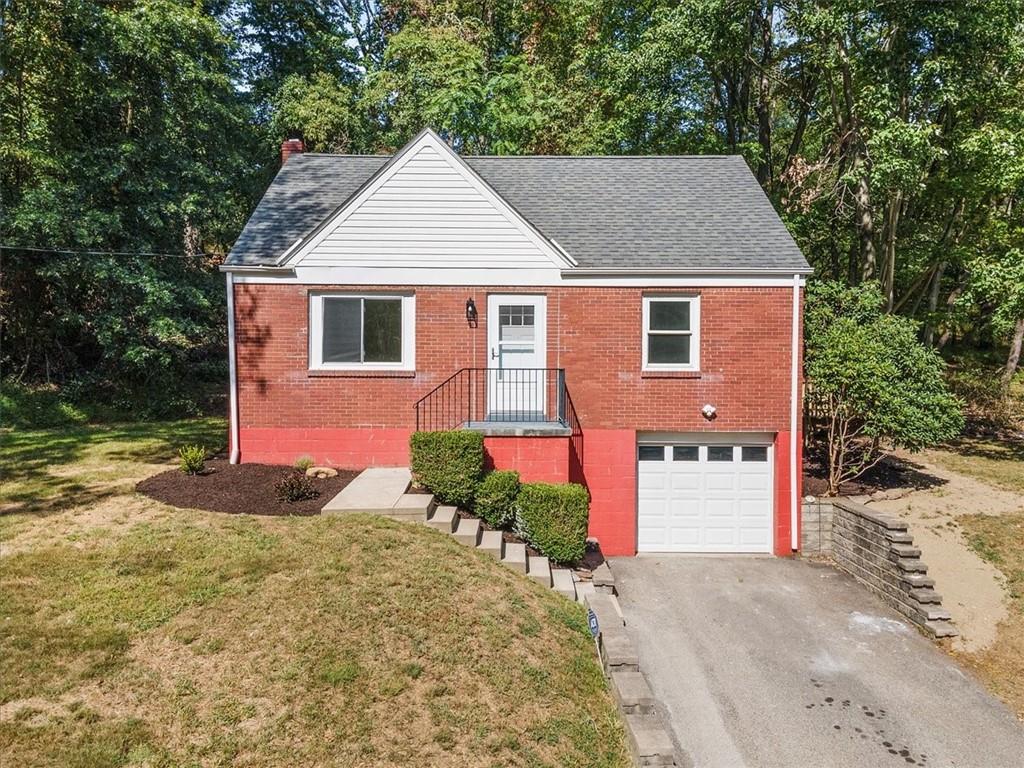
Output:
[{"left": 221, "top": 128, "right": 811, "bottom": 557}]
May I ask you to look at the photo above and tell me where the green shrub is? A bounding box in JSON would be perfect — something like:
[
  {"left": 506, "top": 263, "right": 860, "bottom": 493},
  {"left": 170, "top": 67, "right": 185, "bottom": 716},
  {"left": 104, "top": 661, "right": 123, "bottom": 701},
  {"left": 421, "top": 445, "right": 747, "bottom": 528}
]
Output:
[
  {"left": 275, "top": 474, "right": 320, "bottom": 503},
  {"left": 409, "top": 430, "right": 484, "bottom": 508},
  {"left": 294, "top": 455, "right": 315, "bottom": 472},
  {"left": 474, "top": 470, "right": 520, "bottom": 528},
  {"left": 178, "top": 444, "right": 207, "bottom": 475},
  {"left": 514, "top": 482, "right": 590, "bottom": 564},
  {"left": 0, "top": 379, "right": 90, "bottom": 429}
]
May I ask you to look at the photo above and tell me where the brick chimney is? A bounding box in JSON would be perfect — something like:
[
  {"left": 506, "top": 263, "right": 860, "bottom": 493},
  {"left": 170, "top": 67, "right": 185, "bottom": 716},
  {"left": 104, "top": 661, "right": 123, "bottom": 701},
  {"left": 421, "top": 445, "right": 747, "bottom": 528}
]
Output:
[{"left": 280, "top": 138, "right": 305, "bottom": 165}]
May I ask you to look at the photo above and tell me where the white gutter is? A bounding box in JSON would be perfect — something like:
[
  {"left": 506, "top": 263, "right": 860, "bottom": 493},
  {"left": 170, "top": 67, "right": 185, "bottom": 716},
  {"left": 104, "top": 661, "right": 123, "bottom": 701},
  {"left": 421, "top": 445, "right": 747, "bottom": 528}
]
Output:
[
  {"left": 790, "top": 272, "right": 801, "bottom": 551},
  {"left": 561, "top": 267, "right": 814, "bottom": 278},
  {"left": 226, "top": 272, "right": 241, "bottom": 464}
]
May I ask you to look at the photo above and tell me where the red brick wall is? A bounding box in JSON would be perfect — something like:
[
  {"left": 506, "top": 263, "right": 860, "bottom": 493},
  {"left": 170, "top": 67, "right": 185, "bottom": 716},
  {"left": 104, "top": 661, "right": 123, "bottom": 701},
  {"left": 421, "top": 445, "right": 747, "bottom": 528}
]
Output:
[
  {"left": 232, "top": 283, "right": 802, "bottom": 556},
  {"left": 234, "top": 284, "right": 795, "bottom": 433}
]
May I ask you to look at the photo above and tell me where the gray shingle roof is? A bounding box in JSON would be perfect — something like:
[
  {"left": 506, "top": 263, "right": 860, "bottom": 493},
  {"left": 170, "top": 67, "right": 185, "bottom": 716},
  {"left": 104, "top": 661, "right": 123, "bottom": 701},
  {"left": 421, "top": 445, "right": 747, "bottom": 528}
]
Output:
[{"left": 226, "top": 152, "right": 810, "bottom": 273}]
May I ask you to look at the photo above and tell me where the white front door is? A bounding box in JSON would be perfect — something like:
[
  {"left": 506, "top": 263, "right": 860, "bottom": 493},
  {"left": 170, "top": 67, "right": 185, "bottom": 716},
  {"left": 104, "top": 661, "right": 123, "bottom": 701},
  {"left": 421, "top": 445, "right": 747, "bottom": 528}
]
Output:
[
  {"left": 637, "top": 437, "right": 774, "bottom": 553},
  {"left": 486, "top": 294, "right": 547, "bottom": 419}
]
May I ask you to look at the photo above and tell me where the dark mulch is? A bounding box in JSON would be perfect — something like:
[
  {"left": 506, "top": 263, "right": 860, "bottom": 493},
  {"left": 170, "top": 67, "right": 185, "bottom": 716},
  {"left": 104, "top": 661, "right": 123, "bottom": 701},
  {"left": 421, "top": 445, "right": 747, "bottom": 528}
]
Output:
[
  {"left": 137, "top": 458, "right": 359, "bottom": 516},
  {"left": 802, "top": 450, "right": 945, "bottom": 498}
]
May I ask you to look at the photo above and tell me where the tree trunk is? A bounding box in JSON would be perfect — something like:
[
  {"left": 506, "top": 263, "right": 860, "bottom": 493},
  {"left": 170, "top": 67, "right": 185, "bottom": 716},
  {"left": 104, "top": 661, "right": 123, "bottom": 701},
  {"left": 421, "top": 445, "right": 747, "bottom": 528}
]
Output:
[
  {"left": 881, "top": 190, "right": 902, "bottom": 311},
  {"left": 1001, "top": 316, "right": 1024, "bottom": 394},
  {"left": 922, "top": 262, "right": 946, "bottom": 346},
  {"left": 855, "top": 173, "right": 876, "bottom": 280}
]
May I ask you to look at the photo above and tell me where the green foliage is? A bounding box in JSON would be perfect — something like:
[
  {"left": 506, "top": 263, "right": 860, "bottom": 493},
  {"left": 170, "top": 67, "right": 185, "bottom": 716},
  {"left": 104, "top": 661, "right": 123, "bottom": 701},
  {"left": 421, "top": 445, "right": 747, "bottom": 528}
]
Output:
[
  {"left": 177, "top": 445, "right": 207, "bottom": 476},
  {"left": 514, "top": 483, "right": 590, "bottom": 565},
  {"left": 274, "top": 474, "right": 320, "bottom": 503},
  {"left": 293, "top": 455, "right": 315, "bottom": 472},
  {"left": 0, "top": 380, "right": 90, "bottom": 429},
  {"left": 474, "top": 470, "right": 521, "bottom": 528},
  {"left": 805, "top": 281, "right": 965, "bottom": 493},
  {"left": 409, "top": 431, "right": 484, "bottom": 508}
]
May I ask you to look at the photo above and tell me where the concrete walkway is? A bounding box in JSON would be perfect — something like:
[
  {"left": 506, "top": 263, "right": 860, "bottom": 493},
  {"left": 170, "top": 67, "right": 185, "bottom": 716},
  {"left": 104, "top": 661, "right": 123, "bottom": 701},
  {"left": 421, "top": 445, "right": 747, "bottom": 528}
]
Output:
[
  {"left": 322, "top": 467, "right": 411, "bottom": 513},
  {"left": 610, "top": 555, "right": 1024, "bottom": 768}
]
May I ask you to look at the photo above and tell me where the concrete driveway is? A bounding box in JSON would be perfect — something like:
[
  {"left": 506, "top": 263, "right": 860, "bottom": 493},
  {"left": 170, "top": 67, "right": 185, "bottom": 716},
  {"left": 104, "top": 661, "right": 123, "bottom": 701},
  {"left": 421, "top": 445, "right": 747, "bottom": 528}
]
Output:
[{"left": 610, "top": 556, "right": 1024, "bottom": 768}]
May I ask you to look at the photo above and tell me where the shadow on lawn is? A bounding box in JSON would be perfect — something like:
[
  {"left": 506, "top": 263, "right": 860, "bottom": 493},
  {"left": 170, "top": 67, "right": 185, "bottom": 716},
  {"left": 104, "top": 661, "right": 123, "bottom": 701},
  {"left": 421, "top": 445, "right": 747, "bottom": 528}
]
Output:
[
  {"left": 0, "top": 419, "right": 226, "bottom": 517},
  {"left": 942, "top": 436, "right": 1024, "bottom": 463}
]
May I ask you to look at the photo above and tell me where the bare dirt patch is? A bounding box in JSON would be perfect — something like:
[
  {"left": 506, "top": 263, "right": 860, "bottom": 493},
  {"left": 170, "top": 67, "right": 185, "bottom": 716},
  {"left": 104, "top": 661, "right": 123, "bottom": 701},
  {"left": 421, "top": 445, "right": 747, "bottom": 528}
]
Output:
[
  {"left": 867, "top": 449, "right": 1023, "bottom": 653},
  {"left": 137, "top": 459, "right": 358, "bottom": 516}
]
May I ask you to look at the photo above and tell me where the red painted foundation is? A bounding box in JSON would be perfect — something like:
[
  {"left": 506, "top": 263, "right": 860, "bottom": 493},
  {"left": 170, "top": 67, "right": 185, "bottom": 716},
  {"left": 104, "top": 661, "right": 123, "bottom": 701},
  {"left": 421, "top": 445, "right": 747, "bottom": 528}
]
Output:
[
  {"left": 238, "top": 427, "right": 413, "bottom": 468},
  {"left": 484, "top": 436, "right": 570, "bottom": 483}
]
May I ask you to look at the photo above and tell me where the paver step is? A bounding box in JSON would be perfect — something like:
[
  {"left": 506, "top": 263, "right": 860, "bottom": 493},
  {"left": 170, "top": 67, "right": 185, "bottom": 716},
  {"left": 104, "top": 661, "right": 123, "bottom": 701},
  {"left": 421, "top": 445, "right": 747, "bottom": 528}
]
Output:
[
  {"left": 889, "top": 542, "right": 922, "bottom": 558},
  {"left": 551, "top": 568, "right": 577, "bottom": 600},
  {"left": 453, "top": 517, "right": 482, "bottom": 547},
  {"left": 897, "top": 558, "right": 928, "bottom": 573},
  {"left": 426, "top": 505, "right": 458, "bottom": 533},
  {"left": 924, "top": 619, "right": 958, "bottom": 638},
  {"left": 574, "top": 580, "right": 596, "bottom": 604},
  {"left": 528, "top": 555, "right": 552, "bottom": 587},
  {"left": 900, "top": 573, "right": 935, "bottom": 589},
  {"left": 477, "top": 529, "right": 504, "bottom": 559},
  {"left": 921, "top": 607, "right": 952, "bottom": 622},
  {"left": 884, "top": 530, "right": 914, "bottom": 544},
  {"left": 909, "top": 587, "right": 943, "bottom": 604},
  {"left": 624, "top": 713, "right": 676, "bottom": 766},
  {"left": 501, "top": 542, "right": 527, "bottom": 573}
]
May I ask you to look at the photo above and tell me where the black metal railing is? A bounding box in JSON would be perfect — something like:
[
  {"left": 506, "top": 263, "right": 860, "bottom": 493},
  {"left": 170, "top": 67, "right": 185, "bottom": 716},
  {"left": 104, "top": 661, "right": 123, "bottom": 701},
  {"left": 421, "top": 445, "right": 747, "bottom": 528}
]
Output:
[{"left": 415, "top": 368, "right": 571, "bottom": 432}]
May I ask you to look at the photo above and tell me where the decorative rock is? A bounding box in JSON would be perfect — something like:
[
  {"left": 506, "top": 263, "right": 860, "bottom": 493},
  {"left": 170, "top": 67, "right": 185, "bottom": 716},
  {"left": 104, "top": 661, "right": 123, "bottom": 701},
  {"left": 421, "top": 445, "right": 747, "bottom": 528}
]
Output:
[{"left": 306, "top": 466, "right": 338, "bottom": 478}]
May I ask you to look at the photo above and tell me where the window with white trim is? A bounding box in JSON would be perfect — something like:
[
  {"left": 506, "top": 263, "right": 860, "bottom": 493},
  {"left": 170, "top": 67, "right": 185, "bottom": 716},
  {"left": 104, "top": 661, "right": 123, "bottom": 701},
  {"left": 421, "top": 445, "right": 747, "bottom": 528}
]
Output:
[
  {"left": 309, "top": 293, "right": 415, "bottom": 370},
  {"left": 642, "top": 296, "right": 699, "bottom": 370}
]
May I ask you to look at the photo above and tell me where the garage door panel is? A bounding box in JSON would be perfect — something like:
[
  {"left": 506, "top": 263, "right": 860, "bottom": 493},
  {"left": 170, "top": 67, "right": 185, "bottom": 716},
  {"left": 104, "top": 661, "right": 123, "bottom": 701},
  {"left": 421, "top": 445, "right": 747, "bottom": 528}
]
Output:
[{"left": 637, "top": 439, "right": 773, "bottom": 554}]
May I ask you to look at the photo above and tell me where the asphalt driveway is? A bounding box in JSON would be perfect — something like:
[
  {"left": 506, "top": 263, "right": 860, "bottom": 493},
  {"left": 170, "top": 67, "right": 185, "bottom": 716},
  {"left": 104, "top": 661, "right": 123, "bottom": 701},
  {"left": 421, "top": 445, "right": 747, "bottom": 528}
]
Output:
[{"left": 610, "top": 556, "right": 1024, "bottom": 768}]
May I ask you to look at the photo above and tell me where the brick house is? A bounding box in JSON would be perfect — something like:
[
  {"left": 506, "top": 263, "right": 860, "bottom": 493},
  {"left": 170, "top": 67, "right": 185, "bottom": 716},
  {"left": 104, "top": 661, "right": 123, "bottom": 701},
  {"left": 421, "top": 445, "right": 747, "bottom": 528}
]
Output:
[{"left": 222, "top": 129, "right": 811, "bottom": 557}]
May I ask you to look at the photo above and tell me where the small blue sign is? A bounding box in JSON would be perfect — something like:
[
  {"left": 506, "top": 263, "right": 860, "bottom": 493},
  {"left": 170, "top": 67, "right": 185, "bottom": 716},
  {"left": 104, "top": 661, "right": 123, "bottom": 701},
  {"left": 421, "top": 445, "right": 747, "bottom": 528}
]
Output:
[{"left": 587, "top": 608, "right": 600, "bottom": 638}]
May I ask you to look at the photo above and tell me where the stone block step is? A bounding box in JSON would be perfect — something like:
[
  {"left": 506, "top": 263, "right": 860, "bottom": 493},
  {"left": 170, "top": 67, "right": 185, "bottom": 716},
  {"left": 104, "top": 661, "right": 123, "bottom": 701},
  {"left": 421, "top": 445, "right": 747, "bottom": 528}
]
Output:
[
  {"left": 599, "top": 628, "right": 640, "bottom": 672},
  {"left": 574, "top": 580, "right": 596, "bottom": 604},
  {"left": 501, "top": 542, "right": 527, "bottom": 573},
  {"left": 477, "top": 529, "right": 504, "bottom": 559},
  {"left": 921, "top": 607, "right": 952, "bottom": 622},
  {"left": 909, "top": 587, "right": 942, "bottom": 604},
  {"left": 884, "top": 530, "right": 914, "bottom": 544},
  {"left": 897, "top": 558, "right": 928, "bottom": 573},
  {"left": 528, "top": 555, "right": 552, "bottom": 587},
  {"left": 610, "top": 670, "right": 656, "bottom": 715},
  {"left": 624, "top": 713, "right": 676, "bottom": 766},
  {"left": 390, "top": 493, "right": 436, "bottom": 521},
  {"left": 453, "top": 517, "right": 481, "bottom": 547},
  {"left": 426, "top": 505, "right": 458, "bottom": 533},
  {"left": 551, "top": 568, "right": 577, "bottom": 600},
  {"left": 586, "top": 592, "right": 625, "bottom": 630},
  {"left": 592, "top": 562, "right": 616, "bottom": 593}
]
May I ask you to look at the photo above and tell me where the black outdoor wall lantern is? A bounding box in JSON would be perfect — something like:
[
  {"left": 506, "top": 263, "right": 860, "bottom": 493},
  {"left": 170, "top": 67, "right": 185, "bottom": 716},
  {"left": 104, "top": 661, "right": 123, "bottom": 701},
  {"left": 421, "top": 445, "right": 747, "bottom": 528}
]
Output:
[{"left": 465, "top": 298, "right": 478, "bottom": 327}]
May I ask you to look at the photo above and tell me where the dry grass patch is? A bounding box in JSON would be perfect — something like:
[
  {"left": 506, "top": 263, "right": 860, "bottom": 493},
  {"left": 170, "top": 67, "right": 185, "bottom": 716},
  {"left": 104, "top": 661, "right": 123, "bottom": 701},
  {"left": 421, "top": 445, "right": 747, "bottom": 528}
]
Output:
[
  {"left": 956, "top": 510, "right": 1024, "bottom": 719},
  {"left": 923, "top": 437, "right": 1024, "bottom": 495},
  {"left": 0, "top": 420, "right": 628, "bottom": 768}
]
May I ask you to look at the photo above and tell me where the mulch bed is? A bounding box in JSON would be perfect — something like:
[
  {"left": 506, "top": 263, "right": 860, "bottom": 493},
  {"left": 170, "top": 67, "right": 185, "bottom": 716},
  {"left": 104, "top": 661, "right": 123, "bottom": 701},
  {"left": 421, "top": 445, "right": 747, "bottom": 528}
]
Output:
[
  {"left": 802, "top": 450, "right": 944, "bottom": 498},
  {"left": 137, "top": 458, "right": 359, "bottom": 516}
]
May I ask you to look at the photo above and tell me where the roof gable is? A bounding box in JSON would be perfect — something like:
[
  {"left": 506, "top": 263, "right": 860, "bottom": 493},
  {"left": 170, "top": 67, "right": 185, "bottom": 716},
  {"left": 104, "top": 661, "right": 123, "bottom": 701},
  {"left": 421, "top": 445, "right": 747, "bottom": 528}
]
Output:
[{"left": 285, "top": 129, "right": 574, "bottom": 270}]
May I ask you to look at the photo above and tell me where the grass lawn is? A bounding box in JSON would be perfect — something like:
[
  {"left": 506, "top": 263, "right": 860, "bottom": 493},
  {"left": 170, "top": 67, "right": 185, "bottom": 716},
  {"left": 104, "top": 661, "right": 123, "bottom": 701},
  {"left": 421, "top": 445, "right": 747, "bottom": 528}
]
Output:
[
  {"left": 923, "top": 437, "right": 1024, "bottom": 495},
  {"left": 958, "top": 510, "right": 1024, "bottom": 719},
  {"left": 0, "top": 420, "right": 629, "bottom": 767}
]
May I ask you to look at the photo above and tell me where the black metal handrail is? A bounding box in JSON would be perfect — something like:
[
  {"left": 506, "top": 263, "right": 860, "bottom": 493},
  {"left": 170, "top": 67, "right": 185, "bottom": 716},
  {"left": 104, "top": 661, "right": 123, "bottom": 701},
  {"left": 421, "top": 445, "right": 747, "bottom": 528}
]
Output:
[{"left": 414, "top": 368, "right": 570, "bottom": 432}]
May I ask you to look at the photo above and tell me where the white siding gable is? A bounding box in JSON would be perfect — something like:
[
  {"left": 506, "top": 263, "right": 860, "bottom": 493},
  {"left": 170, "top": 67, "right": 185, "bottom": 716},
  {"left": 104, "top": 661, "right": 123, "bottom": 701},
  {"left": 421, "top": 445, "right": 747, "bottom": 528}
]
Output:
[{"left": 290, "top": 131, "right": 571, "bottom": 270}]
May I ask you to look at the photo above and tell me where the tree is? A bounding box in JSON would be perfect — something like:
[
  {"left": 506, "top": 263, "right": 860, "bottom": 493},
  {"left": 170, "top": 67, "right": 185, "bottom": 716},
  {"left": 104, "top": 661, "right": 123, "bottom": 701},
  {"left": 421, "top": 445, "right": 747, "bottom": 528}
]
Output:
[{"left": 805, "top": 281, "right": 964, "bottom": 494}]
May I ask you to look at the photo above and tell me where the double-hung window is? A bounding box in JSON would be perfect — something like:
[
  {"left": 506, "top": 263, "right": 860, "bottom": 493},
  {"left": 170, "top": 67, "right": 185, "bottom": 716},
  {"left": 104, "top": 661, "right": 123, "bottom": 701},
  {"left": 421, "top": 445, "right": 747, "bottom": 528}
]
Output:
[
  {"left": 309, "top": 293, "right": 415, "bottom": 371},
  {"left": 642, "top": 295, "right": 699, "bottom": 371}
]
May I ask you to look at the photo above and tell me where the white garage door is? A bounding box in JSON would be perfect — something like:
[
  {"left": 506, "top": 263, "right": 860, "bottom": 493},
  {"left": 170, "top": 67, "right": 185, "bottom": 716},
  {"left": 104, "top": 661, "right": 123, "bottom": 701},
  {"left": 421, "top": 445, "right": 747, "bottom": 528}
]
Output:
[{"left": 637, "top": 439, "right": 773, "bottom": 553}]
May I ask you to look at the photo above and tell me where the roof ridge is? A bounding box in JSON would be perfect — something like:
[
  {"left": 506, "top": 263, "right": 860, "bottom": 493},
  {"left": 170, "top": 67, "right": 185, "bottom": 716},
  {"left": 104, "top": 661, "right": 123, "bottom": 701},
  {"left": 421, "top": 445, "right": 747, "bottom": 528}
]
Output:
[{"left": 296, "top": 153, "right": 739, "bottom": 160}]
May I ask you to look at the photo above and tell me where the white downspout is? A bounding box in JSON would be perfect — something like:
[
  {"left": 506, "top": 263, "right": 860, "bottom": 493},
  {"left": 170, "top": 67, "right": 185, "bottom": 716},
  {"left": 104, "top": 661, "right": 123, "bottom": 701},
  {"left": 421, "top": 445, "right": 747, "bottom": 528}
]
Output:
[
  {"left": 790, "top": 273, "right": 801, "bottom": 551},
  {"left": 226, "top": 271, "right": 241, "bottom": 464}
]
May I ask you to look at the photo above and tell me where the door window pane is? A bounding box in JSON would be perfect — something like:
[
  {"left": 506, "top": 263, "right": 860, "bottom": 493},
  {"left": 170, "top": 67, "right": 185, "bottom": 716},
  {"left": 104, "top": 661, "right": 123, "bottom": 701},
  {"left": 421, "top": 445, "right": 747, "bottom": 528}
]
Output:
[
  {"left": 649, "top": 300, "right": 690, "bottom": 331},
  {"left": 363, "top": 299, "right": 402, "bottom": 362},
  {"left": 742, "top": 446, "right": 768, "bottom": 462},
  {"left": 638, "top": 445, "right": 665, "bottom": 461},
  {"left": 707, "top": 446, "right": 734, "bottom": 462},
  {"left": 672, "top": 446, "right": 699, "bottom": 461},
  {"left": 647, "top": 334, "right": 690, "bottom": 365},
  {"left": 322, "top": 298, "right": 361, "bottom": 363}
]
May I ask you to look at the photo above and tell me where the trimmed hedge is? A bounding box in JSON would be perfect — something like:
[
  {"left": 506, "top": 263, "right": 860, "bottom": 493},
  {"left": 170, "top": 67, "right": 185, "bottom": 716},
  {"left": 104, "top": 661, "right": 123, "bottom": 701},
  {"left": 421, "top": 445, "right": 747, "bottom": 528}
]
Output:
[
  {"left": 409, "top": 430, "right": 484, "bottom": 508},
  {"left": 514, "top": 482, "right": 590, "bottom": 565},
  {"left": 474, "top": 470, "right": 521, "bottom": 528}
]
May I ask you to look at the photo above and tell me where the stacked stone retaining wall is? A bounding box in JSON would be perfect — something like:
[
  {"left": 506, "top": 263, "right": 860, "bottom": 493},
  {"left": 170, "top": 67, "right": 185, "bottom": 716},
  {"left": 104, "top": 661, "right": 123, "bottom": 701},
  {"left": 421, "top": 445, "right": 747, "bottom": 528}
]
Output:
[{"left": 802, "top": 498, "right": 957, "bottom": 639}]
